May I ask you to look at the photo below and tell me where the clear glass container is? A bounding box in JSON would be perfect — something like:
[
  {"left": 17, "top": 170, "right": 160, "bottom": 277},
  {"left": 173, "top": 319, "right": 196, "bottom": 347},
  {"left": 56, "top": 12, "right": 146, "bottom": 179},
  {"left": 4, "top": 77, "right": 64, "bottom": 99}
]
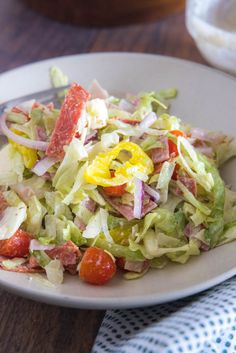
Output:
[{"left": 186, "top": 0, "right": 236, "bottom": 75}]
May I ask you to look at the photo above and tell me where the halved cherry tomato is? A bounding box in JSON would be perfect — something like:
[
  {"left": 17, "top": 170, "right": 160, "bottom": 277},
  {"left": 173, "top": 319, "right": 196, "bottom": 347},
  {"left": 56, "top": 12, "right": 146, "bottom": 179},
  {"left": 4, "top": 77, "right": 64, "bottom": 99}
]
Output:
[
  {"left": 103, "top": 170, "right": 127, "bottom": 197},
  {"left": 79, "top": 247, "right": 116, "bottom": 285},
  {"left": 168, "top": 130, "right": 186, "bottom": 156},
  {"left": 0, "top": 229, "right": 32, "bottom": 258}
]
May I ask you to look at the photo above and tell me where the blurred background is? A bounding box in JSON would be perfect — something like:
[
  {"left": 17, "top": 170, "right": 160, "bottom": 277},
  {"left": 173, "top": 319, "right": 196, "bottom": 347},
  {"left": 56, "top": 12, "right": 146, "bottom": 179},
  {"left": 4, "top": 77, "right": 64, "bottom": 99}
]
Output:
[{"left": 0, "top": 0, "right": 207, "bottom": 73}]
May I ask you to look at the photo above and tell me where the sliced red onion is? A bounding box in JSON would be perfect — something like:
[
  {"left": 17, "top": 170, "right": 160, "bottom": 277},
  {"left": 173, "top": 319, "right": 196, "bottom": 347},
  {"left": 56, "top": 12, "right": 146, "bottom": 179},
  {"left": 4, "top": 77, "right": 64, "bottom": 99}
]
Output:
[
  {"left": 30, "top": 239, "right": 55, "bottom": 251},
  {"left": 31, "top": 156, "right": 58, "bottom": 176},
  {"left": 84, "top": 130, "right": 98, "bottom": 145},
  {"left": 144, "top": 184, "right": 160, "bottom": 203},
  {"left": 81, "top": 197, "right": 97, "bottom": 213},
  {"left": 16, "top": 99, "right": 35, "bottom": 114},
  {"left": 139, "top": 112, "right": 157, "bottom": 129},
  {"left": 89, "top": 79, "right": 109, "bottom": 99},
  {"left": 118, "top": 99, "right": 135, "bottom": 113},
  {"left": 0, "top": 114, "right": 49, "bottom": 151},
  {"left": 133, "top": 178, "right": 144, "bottom": 219}
]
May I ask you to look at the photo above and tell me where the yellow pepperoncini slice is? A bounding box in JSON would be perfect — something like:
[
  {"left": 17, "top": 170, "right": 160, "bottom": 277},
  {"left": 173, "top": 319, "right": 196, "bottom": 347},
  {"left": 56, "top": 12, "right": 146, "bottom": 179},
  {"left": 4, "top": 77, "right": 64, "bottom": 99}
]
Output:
[
  {"left": 9, "top": 129, "right": 38, "bottom": 169},
  {"left": 85, "top": 141, "right": 154, "bottom": 187}
]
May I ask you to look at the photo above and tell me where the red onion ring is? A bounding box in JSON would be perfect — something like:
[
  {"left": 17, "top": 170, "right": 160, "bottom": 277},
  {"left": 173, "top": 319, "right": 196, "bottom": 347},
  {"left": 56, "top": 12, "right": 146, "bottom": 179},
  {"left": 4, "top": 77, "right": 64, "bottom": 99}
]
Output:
[
  {"left": 133, "top": 178, "right": 144, "bottom": 219},
  {"left": 0, "top": 113, "right": 49, "bottom": 151},
  {"left": 31, "top": 156, "right": 58, "bottom": 176}
]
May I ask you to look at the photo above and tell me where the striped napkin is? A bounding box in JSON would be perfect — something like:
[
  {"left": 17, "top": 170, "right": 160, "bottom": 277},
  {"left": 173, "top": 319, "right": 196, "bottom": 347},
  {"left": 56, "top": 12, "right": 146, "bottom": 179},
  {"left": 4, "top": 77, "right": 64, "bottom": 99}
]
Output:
[{"left": 92, "top": 277, "right": 236, "bottom": 353}]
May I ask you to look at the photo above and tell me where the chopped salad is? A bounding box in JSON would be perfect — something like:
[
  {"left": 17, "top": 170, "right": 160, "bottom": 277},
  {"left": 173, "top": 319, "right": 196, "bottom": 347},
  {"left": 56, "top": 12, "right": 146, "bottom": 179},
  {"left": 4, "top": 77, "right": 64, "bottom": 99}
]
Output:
[{"left": 0, "top": 66, "right": 236, "bottom": 286}]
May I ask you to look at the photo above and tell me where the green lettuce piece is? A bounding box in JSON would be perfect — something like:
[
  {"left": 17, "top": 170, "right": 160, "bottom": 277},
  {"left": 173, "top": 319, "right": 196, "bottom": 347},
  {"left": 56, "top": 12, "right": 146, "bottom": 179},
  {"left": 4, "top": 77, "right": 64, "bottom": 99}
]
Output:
[
  {"left": 130, "top": 230, "right": 199, "bottom": 262},
  {"left": 50, "top": 66, "right": 69, "bottom": 88},
  {"left": 53, "top": 138, "right": 87, "bottom": 194},
  {"left": 216, "top": 141, "right": 236, "bottom": 166},
  {"left": 177, "top": 181, "right": 211, "bottom": 215},
  {"left": 32, "top": 250, "right": 51, "bottom": 267},
  {"left": 45, "top": 259, "right": 64, "bottom": 285},
  {"left": 199, "top": 154, "right": 225, "bottom": 247},
  {"left": 87, "top": 237, "right": 144, "bottom": 261},
  {"left": 63, "top": 162, "right": 88, "bottom": 205},
  {"left": 0, "top": 145, "right": 24, "bottom": 186},
  {"left": 139, "top": 208, "right": 178, "bottom": 239},
  {"left": 42, "top": 109, "right": 60, "bottom": 136},
  {"left": 224, "top": 188, "right": 236, "bottom": 223},
  {"left": 150, "top": 256, "right": 169, "bottom": 269},
  {"left": 45, "top": 191, "right": 72, "bottom": 219},
  {"left": 7, "top": 111, "right": 27, "bottom": 124},
  {"left": 26, "top": 196, "right": 47, "bottom": 235},
  {"left": 62, "top": 219, "right": 87, "bottom": 246},
  {"left": 2, "top": 258, "right": 26, "bottom": 269},
  {"left": 153, "top": 113, "right": 180, "bottom": 130},
  {"left": 216, "top": 221, "right": 236, "bottom": 246}
]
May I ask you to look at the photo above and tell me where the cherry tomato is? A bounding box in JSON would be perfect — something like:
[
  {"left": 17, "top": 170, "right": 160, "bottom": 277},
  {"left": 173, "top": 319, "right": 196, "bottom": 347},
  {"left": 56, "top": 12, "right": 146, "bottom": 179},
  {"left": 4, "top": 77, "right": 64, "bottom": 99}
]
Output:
[
  {"left": 103, "top": 170, "right": 127, "bottom": 197},
  {"left": 79, "top": 247, "right": 116, "bottom": 285},
  {"left": 168, "top": 130, "right": 186, "bottom": 156},
  {"left": 0, "top": 229, "right": 32, "bottom": 258}
]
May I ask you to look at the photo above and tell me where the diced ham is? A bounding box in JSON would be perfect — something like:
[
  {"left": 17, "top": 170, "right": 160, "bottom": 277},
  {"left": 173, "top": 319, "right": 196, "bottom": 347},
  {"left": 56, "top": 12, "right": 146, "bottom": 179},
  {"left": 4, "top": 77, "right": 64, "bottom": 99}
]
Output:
[
  {"left": 124, "top": 260, "right": 150, "bottom": 273},
  {"left": 101, "top": 190, "right": 157, "bottom": 221},
  {"left": 46, "top": 240, "right": 81, "bottom": 275},
  {"left": 184, "top": 222, "right": 209, "bottom": 251},
  {"left": 177, "top": 176, "right": 197, "bottom": 196},
  {"left": 148, "top": 136, "right": 170, "bottom": 163},
  {"left": 46, "top": 83, "right": 90, "bottom": 159}
]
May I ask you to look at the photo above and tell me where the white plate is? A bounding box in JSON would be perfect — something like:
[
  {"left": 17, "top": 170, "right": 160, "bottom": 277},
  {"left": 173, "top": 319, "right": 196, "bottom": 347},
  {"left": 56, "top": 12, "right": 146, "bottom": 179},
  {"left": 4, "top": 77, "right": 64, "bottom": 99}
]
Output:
[{"left": 1, "top": 53, "right": 236, "bottom": 309}]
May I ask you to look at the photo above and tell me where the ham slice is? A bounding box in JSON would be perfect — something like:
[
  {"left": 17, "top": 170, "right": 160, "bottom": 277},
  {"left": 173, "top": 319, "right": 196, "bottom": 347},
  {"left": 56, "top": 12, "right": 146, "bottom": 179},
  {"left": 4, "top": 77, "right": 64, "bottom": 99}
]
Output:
[
  {"left": 124, "top": 260, "right": 149, "bottom": 273},
  {"left": 46, "top": 240, "right": 81, "bottom": 275},
  {"left": 148, "top": 136, "right": 170, "bottom": 163},
  {"left": 101, "top": 190, "right": 157, "bottom": 221},
  {"left": 46, "top": 83, "right": 90, "bottom": 159},
  {"left": 177, "top": 176, "right": 197, "bottom": 196}
]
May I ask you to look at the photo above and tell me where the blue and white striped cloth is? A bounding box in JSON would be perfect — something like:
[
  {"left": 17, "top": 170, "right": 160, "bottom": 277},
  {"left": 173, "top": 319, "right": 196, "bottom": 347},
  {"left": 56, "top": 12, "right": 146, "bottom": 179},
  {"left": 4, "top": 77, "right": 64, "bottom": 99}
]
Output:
[{"left": 92, "top": 277, "right": 236, "bottom": 353}]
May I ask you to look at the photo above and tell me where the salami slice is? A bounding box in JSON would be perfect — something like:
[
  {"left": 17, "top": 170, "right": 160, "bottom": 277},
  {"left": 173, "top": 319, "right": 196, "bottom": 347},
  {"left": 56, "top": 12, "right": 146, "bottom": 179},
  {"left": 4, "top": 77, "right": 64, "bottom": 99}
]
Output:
[{"left": 46, "top": 83, "right": 90, "bottom": 159}]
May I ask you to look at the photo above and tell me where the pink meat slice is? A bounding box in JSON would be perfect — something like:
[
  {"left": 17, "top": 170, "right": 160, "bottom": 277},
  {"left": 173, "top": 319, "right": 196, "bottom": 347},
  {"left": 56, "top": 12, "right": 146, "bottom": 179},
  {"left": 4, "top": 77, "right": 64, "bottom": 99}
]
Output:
[
  {"left": 46, "top": 240, "right": 81, "bottom": 275},
  {"left": 148, "top": 136, "right": 170, "bottom": 163},
  {"left": 46, "top": 83, "right": 90, "bottom": 159}
]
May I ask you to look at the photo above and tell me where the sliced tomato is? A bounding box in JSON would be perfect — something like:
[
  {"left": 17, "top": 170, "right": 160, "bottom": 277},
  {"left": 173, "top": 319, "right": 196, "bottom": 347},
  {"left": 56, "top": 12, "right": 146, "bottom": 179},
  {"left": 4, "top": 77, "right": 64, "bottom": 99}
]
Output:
[
  {"left": 103, "top": 170, "right": 127, "bottom": 197},
  {"left": 79, "top": 247, "right": 116, "bottom": 285},
  {"left": 172, "top": 163, "right": 180, "bottom": 180},
  {"left": 0, "top": 229, "right": 32, "bottom": 258},
  {"left": 114, "top": 116, "right": 140, "bottom": 125},
  {"left": 46, "top": 83, "right": 90, "bottom": 159},
  {"left": 168, "top": 130, "right": 186, "bottom": 156}
]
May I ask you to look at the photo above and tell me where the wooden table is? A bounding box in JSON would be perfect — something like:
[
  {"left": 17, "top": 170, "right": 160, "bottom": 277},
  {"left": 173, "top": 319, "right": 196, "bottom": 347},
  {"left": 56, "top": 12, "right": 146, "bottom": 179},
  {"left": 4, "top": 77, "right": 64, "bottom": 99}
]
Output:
[{"left": 0, "top": 1, "right": 209, "bottom": 352}]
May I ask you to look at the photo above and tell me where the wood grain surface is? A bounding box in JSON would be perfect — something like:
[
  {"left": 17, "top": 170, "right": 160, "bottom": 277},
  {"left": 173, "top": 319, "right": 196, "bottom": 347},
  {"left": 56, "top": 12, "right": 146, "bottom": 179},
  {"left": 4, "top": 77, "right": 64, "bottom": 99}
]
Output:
[
  {"left": 23, "top": 0, "right": 185, "bottom": 26},
  {"left": 0, "top": 0, "right": 208, "bottom": 352}
]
